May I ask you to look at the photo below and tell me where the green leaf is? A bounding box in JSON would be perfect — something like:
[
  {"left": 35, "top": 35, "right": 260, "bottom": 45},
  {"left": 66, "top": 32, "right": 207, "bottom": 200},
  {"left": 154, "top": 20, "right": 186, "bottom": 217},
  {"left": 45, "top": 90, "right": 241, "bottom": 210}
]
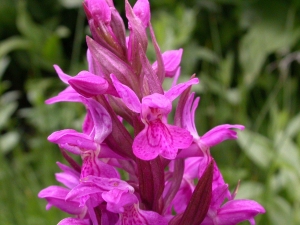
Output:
[
  {"left": 266, "top": 196, "right": 293, "bottom": 225},
  {"left": 239, "top": 5, "right": 300, "bottom": 88},
  {"left": 0, "top": 36, "right": 31, "bottom": 59},
  {"left": 237, "top": 129, "right": 273, "bottom": 169},
  {"left": 235, "top": 181, "right": 264, "bottom": 200},
  {"left": 0, "top": 57, "right": 10, "bottom": 80},
  {"left": 0, "top": 102, "right": 17, "bottom": 129},
  {"left": 42, "top": 34, "right": 63, "bottom": 66},
  {"left": 218, "top": 51, "right": 234, "bottom": 87},
  {"left": 59, "top": 0, "right": 82, "bottom": 8},
  {"left": 195, "top": 46, "right": 220, "bottom": 64},
  {"left": 151, "top": 6, "right": 196, "bottom": 51},
  {"left": 0, "top": 131, "right": 19, "bottom": 154},
  {"left": 16, "top": 1, "right": 44, "bottom": 45},
  {"left": 270, "top": 169, "right": 300, "bottom": 200},
  {"left": 284, "top": 113, "right": 300, "bottom": 138},
  {"left": 274, "top": 132, "right": 300, "bottom": 177}
]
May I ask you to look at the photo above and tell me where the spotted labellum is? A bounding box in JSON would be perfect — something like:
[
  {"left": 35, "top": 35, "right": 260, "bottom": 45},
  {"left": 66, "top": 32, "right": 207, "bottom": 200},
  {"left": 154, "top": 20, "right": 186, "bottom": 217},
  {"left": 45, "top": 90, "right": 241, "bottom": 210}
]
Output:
[{"left": 38, "top": 0, "right": 265, "bottom": 224}]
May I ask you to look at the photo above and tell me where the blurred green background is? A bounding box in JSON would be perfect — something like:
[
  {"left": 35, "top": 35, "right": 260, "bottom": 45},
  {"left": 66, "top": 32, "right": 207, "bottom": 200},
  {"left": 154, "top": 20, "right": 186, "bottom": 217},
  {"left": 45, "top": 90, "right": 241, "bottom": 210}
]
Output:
[{"left": 0, "top": 0, "right": 300, "bottom": 224}]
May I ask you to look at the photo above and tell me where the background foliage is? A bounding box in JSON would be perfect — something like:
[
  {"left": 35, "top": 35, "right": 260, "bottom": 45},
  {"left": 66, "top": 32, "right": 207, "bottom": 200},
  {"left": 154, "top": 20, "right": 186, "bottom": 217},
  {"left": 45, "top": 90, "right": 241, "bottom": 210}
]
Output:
[{"left": 0, "top": 0, "right": 300, "bottom": 224}]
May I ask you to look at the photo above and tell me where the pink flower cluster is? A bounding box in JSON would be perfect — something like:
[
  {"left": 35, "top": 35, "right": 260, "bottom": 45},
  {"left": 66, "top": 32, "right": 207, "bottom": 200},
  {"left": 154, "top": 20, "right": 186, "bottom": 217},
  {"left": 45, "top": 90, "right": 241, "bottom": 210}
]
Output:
[{"left": 38, "top": 0, "right": 265, "bottom": 224}]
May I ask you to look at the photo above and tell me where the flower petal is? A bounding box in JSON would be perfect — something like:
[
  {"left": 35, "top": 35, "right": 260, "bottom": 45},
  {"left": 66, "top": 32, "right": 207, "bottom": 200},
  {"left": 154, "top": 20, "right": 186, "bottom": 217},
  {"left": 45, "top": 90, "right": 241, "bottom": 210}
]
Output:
[
  {"left": 165, "top": 77, "right": 199, "bottom": 101},
  {"left": 201, "top": 124, "right": 245, "bottom": 147},
  {"left": 142, "top": 93, "right": 171, "bottom": 115},
  {"left": 45, "top": 86, "right": 83, "bottom": 104},
  {"left": 110, "top": 74, "right": 141, "bottom": 113},
  {"left": 68, "top": 71, "right": 109, "bottom": 98},
  {"left": 38, "top": 186, "right": 85, "bottom": 215},
  {"left": 86, "top": 98, "right": 112, "bottom": 143},
  {"left": 217, "top": 199, "right": 266, "bottom": 225},
  {"left": 167, "top": 124, "right": 193, "bottom": 149},
  {"left": 117, "top": 204, "right": 168, "bottom": 225},
  {"left": 55, "top": 162, "right": 80, "bottom": 189},
  {"left": 86, "top": 0, "right": 111, "bottom": 24},
  {"left": 133, "top": 0, "right": 150, "bottom": 28},
  {"left": 152, "top": 49, "right": 183, "bottom": 78},
  {"left": 102, "top": 189, "right": 137, "bottom": 213},
  {"left": 58, "top": 218, "right": 90, "bottom": 225},
  {"left": 48, "top": 129, "right": 97, "bottom": 153},
  {"left": 132, "top": 127, "right": 159, "bottom": 160},
  {"left": 182, "top": 92, "right": 200, "bottom": 138},
  {"left": 53, "top": 65, "right": 71, "bottom": 84}
]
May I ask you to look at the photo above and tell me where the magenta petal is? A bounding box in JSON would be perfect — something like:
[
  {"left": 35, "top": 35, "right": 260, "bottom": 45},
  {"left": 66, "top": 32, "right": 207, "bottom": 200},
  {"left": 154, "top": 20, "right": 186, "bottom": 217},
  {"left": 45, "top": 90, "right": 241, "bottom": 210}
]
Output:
[
  {"left": 81, "top": 150, "right": 119, "bottom": 178},
  {"left": 159, "top": 125, "right": 193, "bottom": 159},
  {"left": 65, "top": 183, "right": 104, "bottom": 206},
  {"left": 66, "top": 176, "right": 134, "bottom": 206},
  {"left": 48, "top": 129, "right": 97, "bottom": 151},
  {"left": 56, "top": 162, "right": 80, "bottom": 176},
  {"left": 97, "top": 160, "right": 120, "bottom": 178},
  {"left": 82, "top": 176, "right": 134, "bottom": 192},
  {"left": 211, "top": 162, "right": 230, "bottom": 195},
  {"left": 142, "top": 93, "right": 171, "bottom": 114},
  {"left": 138, "top": 209, "right": 169, "bottom": 225},
  {"left": 68, "top": 71, "right": 109, "bottom": 98},
  {"left": 171, "top": 67, "right": 181, "bottom": 87},
  {"left": 132, "top": 128, "right": 159, "bottom": 160},
  {"left": 165, "top": 78, "right": 199, "bottom": 101},
  {"left": 210, "top": 184, "right": 229, "bottom": 211},
  {"left": 55, "top": 162, "right": 80, "bottom": 189},
  {"left": 201, "top": 124, "right": 245, "bottom": 147},
  {"left": 167, "top": 124, "right": 193, "bottom": 149},
  {"left": 139, "top": 44, "right": 164, "bottom": 94},
  {"left": 168, "top": 178, "right": 194, "bottom": 214},
  {"left": 125, "top": 0, "right": 148, "bottom": 77},
  {"left": 157, "top": 145, "right": 177, "bottom": 160},
  {"left": 102, "top": 190, "right": 137, "bottom": 213},
  {"left": 38, "top": 186, "right": 85, "bottom": 215},
  {"left": 67, "top": 176, "right": 134, "bottom": 201},
  {"left": 132, "top": 120, "right": 193, "bottom": 160},
  {"left": 217, "top": 199, "right": 266, "bottom": 225},
  {"left": 118, "top": 204, "right": 168, "bottom": 225},
  {"left": 53, "top": 65, "right": 71, "bottom": 84},
  {"left": 133, "top": 0, "right": 150, "bottom": 28},
  {"left": 45, "top": 86, "right": 83, "bottom": 104},
  {"left": 133, "top": 120, "right": 192, "bottom": 160},
  {"left": 86, "top": 99, "right": 112, "bottom": 143},
  {"left": 55, "top": 172, "right": 79, "bottom": 189},
  {"left": 98, "top": 143, "right": 124, "bottom": 159},
  {"left": 184, "top": 157, "right": 201, "bottom": 179},
  {"left": 86, "top": 0, "right": 111, "bottom": 24},
  {"left": 182, "top": 92, "right": 200, "bottom": 138},
  {"left": 87, "top": 49, "right": 103, "bottom": 76},
  {"left": 58, "top": 218, "right": 90, "bottom": 225},
  {"left": 82, "top": 111, "right": 93, "bottom": 136},
  {"left": 153, "top": 49, "right": 183, "bottom": 77},
  {"left": 38, "top": 186, "right": 69, "bottom": 199},
  {"left": 110, "top": 74, "right": 141, "bottom": 113}
]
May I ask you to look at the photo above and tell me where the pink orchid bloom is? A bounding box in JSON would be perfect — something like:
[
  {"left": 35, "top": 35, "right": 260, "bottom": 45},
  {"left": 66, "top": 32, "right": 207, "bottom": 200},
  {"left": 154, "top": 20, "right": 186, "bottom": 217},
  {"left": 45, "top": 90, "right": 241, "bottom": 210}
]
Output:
[
  {"left": 201, "top": 184, "right": 266, "bottom": 225},
  {"left": 179, "top": 92, "right": 245, "bottom": 157},
  {"left": 38, "top": 163, "right": 87, "bottom": 217},
  {"left": 111, "top": 74, "right": 198, "bottom": 160}
]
